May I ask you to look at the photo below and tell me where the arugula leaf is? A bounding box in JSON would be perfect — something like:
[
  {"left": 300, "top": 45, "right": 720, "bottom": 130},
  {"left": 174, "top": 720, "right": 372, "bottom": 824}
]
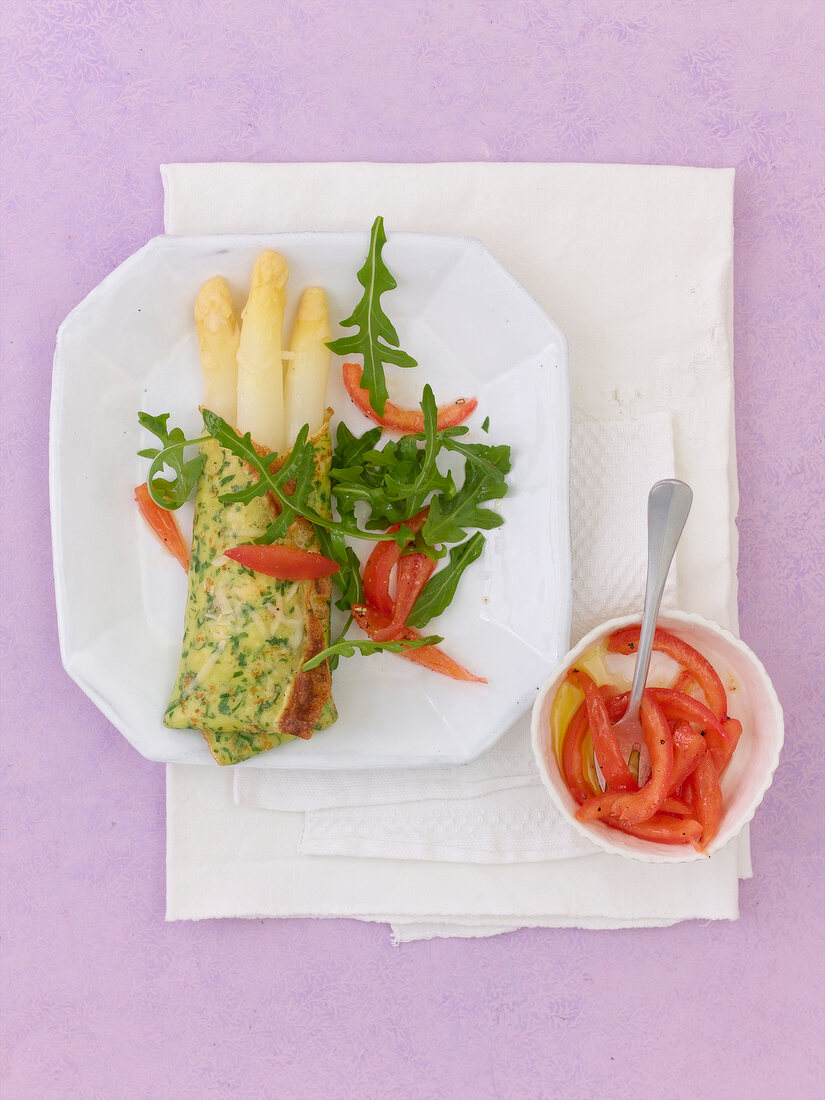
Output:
[
  {"left": 315, "top": 527, "right": 363, "bottom": 612},
  {"left": 137, "top": 411, "right": 207, "bottom": 509},
  {"left": 332, "top": 421, "right": 383, "bottom": 468},
  {"left": 422, "top": 462, "right": 508, "bottom": 545},
  {"left": 326, "top": 216, "right": 417, "bottom": 416},
  {"left": 323, "top": 614, "right": 353, "bottom": 672},
  {"left": 441, "top": 436, "right": 511, "bottom": 480},
  {"left": 406, "top": 532, "right": 486, "bottom": 629},
  {"left": 302, "top": 633, "right": 442, "bottom": 671},
  {"left": 329, "top": 390, "right": 456, "bottom": 533}
]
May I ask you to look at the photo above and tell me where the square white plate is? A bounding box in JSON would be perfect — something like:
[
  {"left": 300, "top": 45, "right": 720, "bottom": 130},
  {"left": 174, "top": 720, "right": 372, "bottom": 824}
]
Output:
[{"left": 51, "top": 233, "right": 571, "bottom": 768}]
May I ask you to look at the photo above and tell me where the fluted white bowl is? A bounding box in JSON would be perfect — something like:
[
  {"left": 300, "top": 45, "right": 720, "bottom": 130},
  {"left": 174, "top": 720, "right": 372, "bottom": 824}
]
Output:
[{"left": 531, "top": 610, "right": 784, "bottom": 862}]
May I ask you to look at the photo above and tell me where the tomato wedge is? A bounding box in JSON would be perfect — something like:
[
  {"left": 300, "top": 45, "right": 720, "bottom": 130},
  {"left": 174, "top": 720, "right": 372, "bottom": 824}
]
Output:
[
  {"left": 577, "top": 789, "right": 694, "bottom": 823},
  {"left": 608, "top": 625, "right": 728, "bottom": 720},
  {"left": 362, "top": 508, "right": 429, "bottom": 617},
  {"left": 361, "top": 542, "right": 398, "bottom": 616},
  {"left": 610, "top": 693, "right": 674, "bottom": 826},
  {"left": 570, "top": 670, "right": 636, "bottom": 792},
  {"left": 225, "top": 544, "right": 339, "bottom": 579},
  {"left": 673, "top": 668, "right": 697, "bottom": 695},
  {"left": 607, "top": 688, "right": 730, "bottom": 758},
  {"left": 719, "top": 717, "right": 743, "bottom": 773},
  {"left": 342, "top": 363, "right": 477, "bottom": 432},
  {"left": 135, "top": 483, "right": 190, "bottom": 571},
  {"left": 669, "top": 720, "right": 707, "bottom": 793},
  {"left": 662, "top": 796, "right": 694, "bottom": 817},
  {"left": 561, "top": 700, "right": 593, "bottom": 805},
  {"left": 369, "top": 551, "right": 436, "bottom": 641},
  {"left": 613, "top": 814, "right": 703, "bottom": 846},
  {"left": 687, "top": 752, "right": 724, "bottom": 852},
  {"left": 351, "top": 604, "right": 486, "bottom": 683}
]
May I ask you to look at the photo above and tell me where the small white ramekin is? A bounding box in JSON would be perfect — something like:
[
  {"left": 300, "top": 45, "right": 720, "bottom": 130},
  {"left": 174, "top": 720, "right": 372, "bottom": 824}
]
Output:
[{"left": 531, "top": 610, "right": 784, "bottom": 863}]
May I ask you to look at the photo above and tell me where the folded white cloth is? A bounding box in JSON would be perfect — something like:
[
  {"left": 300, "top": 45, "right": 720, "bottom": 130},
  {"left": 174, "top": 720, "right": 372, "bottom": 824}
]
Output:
[
  {"left": 163, "top": 162, "right": 748, "bottom": 937},
  {"left": 167, "top": 764, "right": 745, "bottom": 939}
]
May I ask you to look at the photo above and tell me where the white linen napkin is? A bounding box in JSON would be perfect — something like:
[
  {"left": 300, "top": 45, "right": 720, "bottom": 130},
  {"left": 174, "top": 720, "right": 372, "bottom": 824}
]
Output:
[{"left": 163, "top": 163, "right": 749, "bottom": 936}]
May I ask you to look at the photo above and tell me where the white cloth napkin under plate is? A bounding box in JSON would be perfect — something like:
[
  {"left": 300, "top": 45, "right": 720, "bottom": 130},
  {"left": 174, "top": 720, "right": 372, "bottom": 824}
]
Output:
[{"left": 163, "top": 162, "right": 748, "bottom": 937}]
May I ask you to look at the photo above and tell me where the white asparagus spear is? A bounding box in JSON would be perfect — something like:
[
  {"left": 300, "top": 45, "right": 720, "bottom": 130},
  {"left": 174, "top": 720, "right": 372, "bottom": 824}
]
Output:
[
  {"left": 194, "top": 276, "right": 240, "bottom": 424},
  {"left": 236, "top": 251, "right": 289, "bottom": 450},
  {"left": 284, "top": 287, "right": 331, "bottom": 442}
]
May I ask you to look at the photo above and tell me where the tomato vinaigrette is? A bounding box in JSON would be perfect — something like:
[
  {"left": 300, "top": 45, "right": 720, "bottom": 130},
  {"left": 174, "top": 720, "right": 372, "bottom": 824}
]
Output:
[{"left": 551, "top": 626, "right": 743, "bottom": 853}]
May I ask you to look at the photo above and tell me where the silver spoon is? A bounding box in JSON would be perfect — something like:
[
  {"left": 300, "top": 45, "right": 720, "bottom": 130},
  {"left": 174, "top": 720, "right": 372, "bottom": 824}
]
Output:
[{"left": 611, "top": 479, "right": 693, "bottom": 785}]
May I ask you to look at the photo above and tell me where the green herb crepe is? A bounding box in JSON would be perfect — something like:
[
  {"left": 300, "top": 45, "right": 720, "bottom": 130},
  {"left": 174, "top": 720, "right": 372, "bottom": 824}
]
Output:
[{"left": 164, "top": 420, "right": 336, "bottom": 765}]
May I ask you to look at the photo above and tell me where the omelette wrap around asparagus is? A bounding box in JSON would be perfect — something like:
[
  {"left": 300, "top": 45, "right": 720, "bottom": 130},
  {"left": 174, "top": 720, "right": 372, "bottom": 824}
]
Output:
[{"left": 164, "top": 412, "right": 337, "bottom": 765}]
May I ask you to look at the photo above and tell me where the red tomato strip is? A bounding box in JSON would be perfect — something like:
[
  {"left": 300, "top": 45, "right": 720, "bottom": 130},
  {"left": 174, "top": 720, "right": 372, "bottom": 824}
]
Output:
[
  {"left": 342, "top": 362, "right": 478, "bottom": 432},
  {"left": 561, "top": 701, "right": 593, "bottom": 805},
  {"left": 613, "top": 814, "right": 703, "bottom": 846},
  {"left": 662, "top": 796, "right": 694, "bottom": 817},
  {"left": 362, "top": 509, "right": 430, "bottom": 622},
  {"left": 370, "top": 552, "right": 436, "bottom": 641},
  {"left": 351, "top": 604, "right": 486, "bottom": 683},
  {"left": 610, "top": 693, "right": 674, "bottom": 826},
  {"left": 716, "top": 717, "right": 743, "bottom": 775},
  {"left": 578, "top": 790, "right": 693, "bottom": 822},
  {"left": 225, "top": 544, "right": 339, "bottom": 579},
  {"left": 576, "top": 790, "right": 623, "bottom": 823},
  {"left": 361, "top": 541, "right": 398, "bottom": 616},
  {"left": 607, "top": 689, "right": 730, "bottom": 753},
  {"left": 570, "top": 670, "right": 637, "bottom": 792},
  {"left": 669, "top": 721, "right": 708, "bottom": 793},
  {"left": 688, "top": 753, "right": 724, "bottom": 852},
  {"left": 608, "top": 625, "right": 728, "bottom": 720},
  {"left": 673, "top": 669, "right": 696, "bottom": 694},
  {"left": 135, "top": 483, "right": 190, "bottom": 571}
]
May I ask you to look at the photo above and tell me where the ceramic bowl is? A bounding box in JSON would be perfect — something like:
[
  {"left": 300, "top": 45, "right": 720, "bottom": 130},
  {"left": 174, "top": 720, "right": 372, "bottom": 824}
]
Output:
[{"left": 531, "top": 610, "right": 784, "bottom": 862}]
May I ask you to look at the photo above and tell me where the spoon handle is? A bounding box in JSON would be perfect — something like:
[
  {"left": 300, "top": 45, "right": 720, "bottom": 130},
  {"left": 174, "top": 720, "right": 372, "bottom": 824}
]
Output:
[{"left": 626, "top": 479, "right": 694, "bottom": 716}]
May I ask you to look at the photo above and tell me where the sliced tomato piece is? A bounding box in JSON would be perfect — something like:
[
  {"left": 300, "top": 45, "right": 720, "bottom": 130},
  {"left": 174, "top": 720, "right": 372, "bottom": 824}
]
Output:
[
  {"left": 577, "top": 790, "right": 693, "bottom": 822},
  {"left": 369, "top": 552, "right": 436, "bottom": 641},
  {"left": 612, "top": 814, "right": 703, "bottom": 846},
  {"left": 362, "top": 508, "right": 429, "bottom": 617},
  {"left": 669, "top": 720, "right": 707, "bottom": 792},
  {"left": 225, "top": 544, "right": 338, "bottom": 579},
  {"left": 342, "top": 362, "right": 477, "bottom": 432},
  {"left": 673, "top": 668, "right": 697, "bottom": 694},
  {"left": 687, "top": 752, "right": 724, "bottom": 851},
  {"left": 576, "top": 789, "right": 623, "bottom": 823},
  {"left": 135, "top": 483, "right": 190, "bottom": 571},
  {"left": 610, "top": 693, "right": 674, "bottom": 825},
  {"left": 569, "top": 670, "right": 636, "bottom": 792},
  {"left": 561, "top": 700, "right": 593, "bottom": 805},
  {"left": 361, "top": 541, "right": 399, "bottom": 616},
  {"left": 715, "top": 717, "right": 743, "bottom": 775},
  {"left": 662, "top": 795, "right": 694, "bottom": 817},
  {"left": 606, "top": 688, "right": 730, "bottom": 765},
  {"left": 607, "top": 625, "right": 728, "bottom": 720},
  {"left": 351, "top": 604, "right": 486, "bottom": 683}
]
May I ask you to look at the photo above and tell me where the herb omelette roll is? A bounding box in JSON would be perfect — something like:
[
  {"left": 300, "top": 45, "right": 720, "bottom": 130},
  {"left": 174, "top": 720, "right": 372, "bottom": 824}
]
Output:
[{"left": 164, "top": 415, "right": 337, "bottom": 765}]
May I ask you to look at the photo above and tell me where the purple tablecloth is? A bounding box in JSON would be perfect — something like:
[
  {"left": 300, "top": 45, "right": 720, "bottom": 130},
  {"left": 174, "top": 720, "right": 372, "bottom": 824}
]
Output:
[{"left": 1, "top": 2, "right": 823, "bottom": 1097}]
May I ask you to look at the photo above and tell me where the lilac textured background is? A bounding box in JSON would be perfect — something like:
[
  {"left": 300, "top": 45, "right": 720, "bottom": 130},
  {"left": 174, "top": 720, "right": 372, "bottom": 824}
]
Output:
[{"left": 1, "top": 1, "right": 823, "bottom": 1097}]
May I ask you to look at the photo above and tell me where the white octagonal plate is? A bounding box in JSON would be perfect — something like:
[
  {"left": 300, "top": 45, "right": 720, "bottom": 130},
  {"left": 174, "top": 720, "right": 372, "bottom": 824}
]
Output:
[{"left": 51, "top": 233, "right": 571, "bottom": 768}]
